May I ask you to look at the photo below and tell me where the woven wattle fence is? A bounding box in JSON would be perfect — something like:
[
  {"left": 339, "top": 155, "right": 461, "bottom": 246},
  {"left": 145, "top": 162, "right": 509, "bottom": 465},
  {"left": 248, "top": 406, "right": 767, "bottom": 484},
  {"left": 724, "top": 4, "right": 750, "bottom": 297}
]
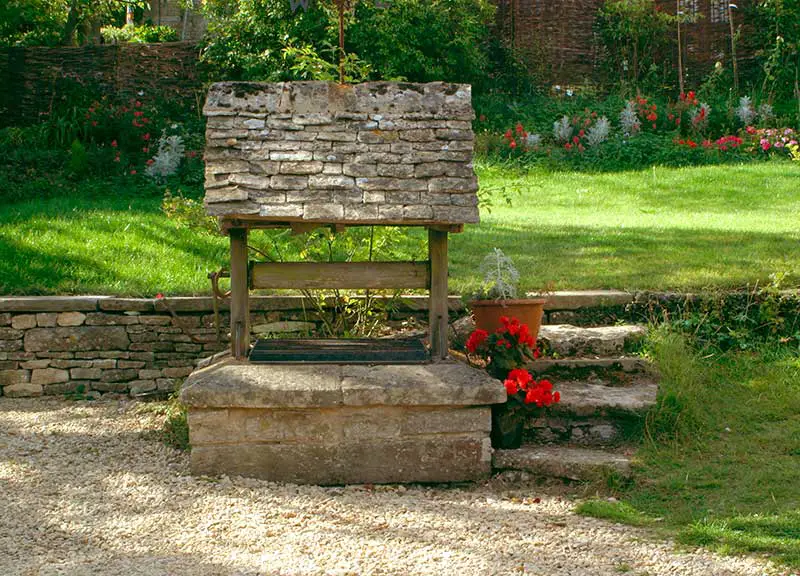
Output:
[
  {"left": 0, "top": 42, "right": 201, "bottom": 127},
  {"left": 493, "top": 0, "right": 753, "bottom": 85}
]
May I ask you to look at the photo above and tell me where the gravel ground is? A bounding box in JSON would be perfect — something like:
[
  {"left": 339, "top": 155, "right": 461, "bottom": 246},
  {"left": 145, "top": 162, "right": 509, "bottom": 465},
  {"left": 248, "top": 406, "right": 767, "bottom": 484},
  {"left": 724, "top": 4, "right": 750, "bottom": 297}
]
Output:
[{"left": 0, "top": 398, "right": 783, "bottom": 576}]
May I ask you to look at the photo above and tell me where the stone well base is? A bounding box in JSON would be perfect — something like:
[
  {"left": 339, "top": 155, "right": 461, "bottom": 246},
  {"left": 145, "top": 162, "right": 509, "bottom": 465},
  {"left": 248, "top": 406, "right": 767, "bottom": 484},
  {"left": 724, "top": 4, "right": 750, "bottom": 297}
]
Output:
[{"left": 180, "top": 359, "right": 505, "bottom": 485}]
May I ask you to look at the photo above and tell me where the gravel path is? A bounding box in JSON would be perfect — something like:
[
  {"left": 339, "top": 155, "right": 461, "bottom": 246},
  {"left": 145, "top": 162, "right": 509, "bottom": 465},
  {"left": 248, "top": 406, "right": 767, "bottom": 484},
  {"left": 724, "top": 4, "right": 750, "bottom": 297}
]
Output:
[{"left": 0, "top": 398, "right": 782, "bottom": 576}]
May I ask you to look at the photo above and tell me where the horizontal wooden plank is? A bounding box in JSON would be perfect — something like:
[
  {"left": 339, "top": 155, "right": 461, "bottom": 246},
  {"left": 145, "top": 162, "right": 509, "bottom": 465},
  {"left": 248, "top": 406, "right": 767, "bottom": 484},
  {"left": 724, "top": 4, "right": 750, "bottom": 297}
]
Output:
[{"left": 250, "top": 262, "right": 430, "bottom": 290}]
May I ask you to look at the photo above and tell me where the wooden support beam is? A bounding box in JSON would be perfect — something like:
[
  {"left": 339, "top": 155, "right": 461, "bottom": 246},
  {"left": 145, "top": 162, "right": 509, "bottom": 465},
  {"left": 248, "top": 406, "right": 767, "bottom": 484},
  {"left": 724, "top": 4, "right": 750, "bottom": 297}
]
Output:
[
  {"left": 229, "top": 228, "right": 250, "bottom": 360},
  {"left": 250, "top": 262, "right": 430, "bottom": 290},
  {"left": 428, "top": 229, "right": 449, "bottom": 361}
]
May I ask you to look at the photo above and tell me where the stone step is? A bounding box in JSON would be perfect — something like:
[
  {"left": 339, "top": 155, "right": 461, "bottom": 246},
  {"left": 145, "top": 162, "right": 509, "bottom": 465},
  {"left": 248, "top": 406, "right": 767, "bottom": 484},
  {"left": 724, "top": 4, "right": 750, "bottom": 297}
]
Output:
[
  {"left": 493, "top": 445, "right": 633, "bottom": 481},
  {"left": 450, "top": 317, "right": 646, "bottom": 359},
  {"left": 523, "top": 363, "right": 658, "bottom": 446},
  {"left": 537, "top": 324, "right": 646, "bottom": 357}
]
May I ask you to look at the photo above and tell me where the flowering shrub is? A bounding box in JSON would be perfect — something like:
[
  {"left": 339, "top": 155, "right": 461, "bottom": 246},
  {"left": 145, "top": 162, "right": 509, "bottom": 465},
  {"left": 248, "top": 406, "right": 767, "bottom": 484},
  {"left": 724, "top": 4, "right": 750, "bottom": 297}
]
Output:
[
  {"left": 503, "top": 368, "right": 560, "bottom": 407},
  {"left": 689, "top": 102, "right": 712, "bottom": 134},
  {"left": 469, "top": 316, "right": 562, "bottom": 448},
  {"left": 745, "top": 127, "right": 798, "bottom": 154},
  {"left": 619, "top": 101, "right": 641, "bottom": 137},
  {"left": 466, "top": 316, "right": 537, "bottom": 379},
  {"left": 736, "top": 96, "right": 756, "bottom": 126},
  {"left": 503, "top": 122, "right": 540, "bottom": 152}
]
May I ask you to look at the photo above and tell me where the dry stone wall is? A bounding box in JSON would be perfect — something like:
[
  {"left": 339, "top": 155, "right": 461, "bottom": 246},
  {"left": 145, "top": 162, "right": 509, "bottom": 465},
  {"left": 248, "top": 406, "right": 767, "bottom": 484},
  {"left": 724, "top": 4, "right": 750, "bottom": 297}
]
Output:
[
  {"left": 0, "top": 295, "right": 461, "bottom": 398},
  {"left": 203, "top": 82, "right": 479, "bottom": 224}
]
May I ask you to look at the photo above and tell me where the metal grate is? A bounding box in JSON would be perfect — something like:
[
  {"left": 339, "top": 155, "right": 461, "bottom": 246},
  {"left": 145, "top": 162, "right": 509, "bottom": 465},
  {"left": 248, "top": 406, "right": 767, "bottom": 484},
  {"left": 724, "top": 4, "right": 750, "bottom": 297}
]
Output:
[{"left": 249, "top": 338, "right": 430, "bottom": 364}]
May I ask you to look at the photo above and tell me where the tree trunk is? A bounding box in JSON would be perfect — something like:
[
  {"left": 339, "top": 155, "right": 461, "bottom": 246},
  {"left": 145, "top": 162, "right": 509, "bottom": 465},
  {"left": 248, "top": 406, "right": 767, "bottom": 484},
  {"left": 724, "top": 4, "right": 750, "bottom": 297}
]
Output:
[{"left": 61, "top": 0, "right": 81, "bottom": 46}]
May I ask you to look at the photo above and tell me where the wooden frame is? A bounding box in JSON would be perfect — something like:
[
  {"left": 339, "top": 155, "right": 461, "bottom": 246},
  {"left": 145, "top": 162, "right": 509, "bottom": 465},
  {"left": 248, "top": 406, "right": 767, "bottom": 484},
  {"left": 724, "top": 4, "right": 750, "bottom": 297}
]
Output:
[{"left": 226, "top": 224, "right": 450, "bottom": 362}]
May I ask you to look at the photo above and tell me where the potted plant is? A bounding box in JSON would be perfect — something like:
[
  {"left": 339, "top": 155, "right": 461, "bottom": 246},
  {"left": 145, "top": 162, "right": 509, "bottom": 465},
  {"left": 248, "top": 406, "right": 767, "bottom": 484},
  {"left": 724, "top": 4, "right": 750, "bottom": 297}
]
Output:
[
  {"left": 470, "top": 248, "right": 547, "bottom": 342},
  {"left": 466, "top": 316, "right": 560, "bottom": 449}
]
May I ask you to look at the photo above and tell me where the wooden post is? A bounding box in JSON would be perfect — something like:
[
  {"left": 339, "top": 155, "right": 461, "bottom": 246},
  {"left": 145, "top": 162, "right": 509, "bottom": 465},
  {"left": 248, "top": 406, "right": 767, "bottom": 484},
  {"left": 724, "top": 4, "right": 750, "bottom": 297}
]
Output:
[
  {"left": 428, "top": 228, "right": 449, "bottom": 361},
  {"left": 229, "top": 227, "right": 250, "bottom": 360}
]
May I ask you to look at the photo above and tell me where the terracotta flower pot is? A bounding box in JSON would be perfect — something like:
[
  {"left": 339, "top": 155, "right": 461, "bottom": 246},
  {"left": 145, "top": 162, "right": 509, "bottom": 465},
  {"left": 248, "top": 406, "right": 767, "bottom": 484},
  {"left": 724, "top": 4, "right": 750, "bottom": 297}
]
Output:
[{"left": 470, "top": 298, "right": 546, "bottom": 344}]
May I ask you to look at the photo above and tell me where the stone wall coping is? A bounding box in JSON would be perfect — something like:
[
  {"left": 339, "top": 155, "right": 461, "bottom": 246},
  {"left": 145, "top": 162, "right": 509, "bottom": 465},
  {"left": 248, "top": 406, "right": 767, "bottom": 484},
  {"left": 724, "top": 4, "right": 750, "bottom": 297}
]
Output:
[
  {"left": 0, "top": 295, "right": 463, "bottom": 313},
  {"left": 180, "top": 358, "right": 505, "bottom": 409},
  {"left": 4, "top": 290, "right": 795, "bottom": 314}
]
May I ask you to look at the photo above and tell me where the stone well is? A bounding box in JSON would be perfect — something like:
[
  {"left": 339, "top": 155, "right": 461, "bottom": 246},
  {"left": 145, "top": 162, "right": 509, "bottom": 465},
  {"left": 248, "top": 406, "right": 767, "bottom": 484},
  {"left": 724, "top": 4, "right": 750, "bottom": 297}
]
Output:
[
  {"left": 181, "top": 359, "right": 504, "bottom": 484},
  {"left": 180, "top": 80, "right": 505, "bottom": 485}
]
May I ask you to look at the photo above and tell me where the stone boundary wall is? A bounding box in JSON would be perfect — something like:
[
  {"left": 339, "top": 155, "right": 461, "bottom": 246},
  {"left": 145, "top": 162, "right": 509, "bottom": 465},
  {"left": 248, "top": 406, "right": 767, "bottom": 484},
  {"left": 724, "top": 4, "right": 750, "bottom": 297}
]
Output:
[
  {"left": 3, "top": 290, "right": 793, "bottom": 398},
  {"left": 0, "top": 295, "right": 461, "bottom": 398}
]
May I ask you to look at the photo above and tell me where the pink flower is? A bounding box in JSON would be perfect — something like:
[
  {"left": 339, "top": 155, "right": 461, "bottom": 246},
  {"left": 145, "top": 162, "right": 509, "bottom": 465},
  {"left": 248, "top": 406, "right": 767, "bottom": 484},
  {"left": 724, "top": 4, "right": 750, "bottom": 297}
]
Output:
[
  {"left": 761, "top": 139, "right": 771, "bottom": 151},
  {"left": 111, "top": 140, "right": 118, "bottom": 148}
]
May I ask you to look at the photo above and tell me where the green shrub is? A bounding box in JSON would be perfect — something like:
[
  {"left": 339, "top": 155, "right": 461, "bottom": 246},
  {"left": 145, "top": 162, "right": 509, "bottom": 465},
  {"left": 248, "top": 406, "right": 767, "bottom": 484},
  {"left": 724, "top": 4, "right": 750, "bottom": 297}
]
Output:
[{"left": 101, "top": 24, "right": 179, "bottom": 44}]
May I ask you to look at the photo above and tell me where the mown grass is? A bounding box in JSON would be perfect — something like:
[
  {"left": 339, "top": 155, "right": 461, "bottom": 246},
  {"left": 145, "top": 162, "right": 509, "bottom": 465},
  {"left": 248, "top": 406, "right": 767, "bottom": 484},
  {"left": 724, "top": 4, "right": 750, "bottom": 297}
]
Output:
[
  {"left": 579, "top": 333, "right": 800, "bottom": 569},
  {"left": 1, "top": 161, "right": 799, "bottom": 295}
]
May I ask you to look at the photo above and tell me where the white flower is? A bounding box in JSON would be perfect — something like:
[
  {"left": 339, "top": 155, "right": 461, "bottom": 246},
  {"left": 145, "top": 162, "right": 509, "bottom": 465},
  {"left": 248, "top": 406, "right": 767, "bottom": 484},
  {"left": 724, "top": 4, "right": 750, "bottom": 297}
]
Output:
[
  {"left": 619, "top": 102, "right": 641, "bottom": 137},
  {"left": 146, "top": 134, "right": 185, "bottom": 179},
  {"left": 735, "top": 96, "right": 756, "bottom": 125},
  {"left": 525, "top": 133, "right": 541, "bottom": 147},
  {"left": 553, "top": 116, "right": 573, "bottom": 143},
  {"left": 566, "top": 89, "right": 574, "bottom": 97},
  {"left": 586, "top": 116, "right": 611, "bottom": 146}
]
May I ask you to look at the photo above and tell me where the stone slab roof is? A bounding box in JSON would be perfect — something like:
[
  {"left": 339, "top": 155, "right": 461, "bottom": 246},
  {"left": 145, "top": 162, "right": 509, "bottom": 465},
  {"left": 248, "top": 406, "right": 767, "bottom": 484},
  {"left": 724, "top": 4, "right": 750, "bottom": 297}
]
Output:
[{"left": 203, "top": 81, "right": 479, "bottom": 226}]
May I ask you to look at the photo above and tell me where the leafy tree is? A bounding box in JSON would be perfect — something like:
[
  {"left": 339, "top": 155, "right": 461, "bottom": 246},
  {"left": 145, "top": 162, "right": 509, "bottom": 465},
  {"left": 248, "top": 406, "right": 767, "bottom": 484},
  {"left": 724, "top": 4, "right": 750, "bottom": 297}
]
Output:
[{"left": 0, "top": 0, "right": 141, "bottom": 47}]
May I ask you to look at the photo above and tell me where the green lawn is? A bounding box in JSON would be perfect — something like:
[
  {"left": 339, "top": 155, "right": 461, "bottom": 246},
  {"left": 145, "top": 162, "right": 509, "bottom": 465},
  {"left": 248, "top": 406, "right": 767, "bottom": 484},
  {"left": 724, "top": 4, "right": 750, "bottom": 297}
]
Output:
[
  {"left": 1, "top": 161, "right": 799, "bottom": 295},
  {"left": 578, "top": 334, "right": 800, "bottom": 569}
]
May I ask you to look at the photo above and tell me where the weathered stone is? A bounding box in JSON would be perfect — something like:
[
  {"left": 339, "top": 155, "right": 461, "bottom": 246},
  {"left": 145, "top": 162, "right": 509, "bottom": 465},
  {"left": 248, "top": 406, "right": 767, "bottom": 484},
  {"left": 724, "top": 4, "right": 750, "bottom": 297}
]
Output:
[
  {"left": 24, "top": 327, "right": 129, "bottom": 352},
  {"left": 428, "top": 176, "right": 478, "bottom": 193},
  {"left": 538, "top": 324, "right": 646, "bottom": 357},
  {"left": 139, "top": 369, "right": 163, "bottom": 379},
  {"left": 100, "top": 369, "right": 139, "bottom": 383},
  {"left": 270, "top": 151, "right": 314, "bottom": 161},
  {"left": 432, "top": 205, "right": 480, "bottom": 223},
  {"left": 118, "top": 360, "right": 146, "bottom": 369},
  {"left": 19, "top": 359, "right": 50, "bottom": 369},
  {"left": 342, "top": 163, "right": 378, "bottom": 178},
  {"left": 11, "top": 315, "right": 36, "bottom": 330},
  {"left": 308, "top": 174, "right": 355, "bottom": 190},
  {"left": 0, "top": 327, "right": 23, "bottom": 340},
  {"left": 279, "top": 161, "right": 324, "bottom": 175},
  {"left": 57, "top": 312, "right": 86, "bottom": 327},
  {"left": 0, "top": 297, "right": 101, "bottom": 312},
  {"left": 31, "top": 368, "right": 69, "bottom": 386},
  {"left": 0, "top": 313, "right": 10, "bottom": 326},
  {"left": 85, "top": 313, "right": 139, "bottom": 326},
  {"left": 3, "top": 382, "right": 43, "bottom": 397},
  {"left": 270, "top": 175, "right": 309, "bottom": 190},
  {"left": 36, "top": 313, "right": 58, "bottom": 327},
  {"left": 157, "top": 378, "right": 177, "bottom": 391},
  {"left": 206, "top": 187, "right": 249, "bottom": 203},
  {"left": 70, "top": 368, "right": 103, "bottom": 380},
  {"left": 129, "top": 380, "right": 158, "bottom": 395},
  {"left": 304, "top": 203, "right": 344, "bottom": 220},
  {"left": 493, "top": 446, "right": 632, "bottom": 480},
  {"left": 91, "top": 359, "right": 117, "bottom": 369},
  {"left": 48, "top": 359, "right": 92, "bottom": 369},
  {"left": 163, "top": 366, "right": 194, "bottom": 378},
  {"left": 0, "top": 339, "right": 23, "bottom": 352},
  {"left": 0, "top": 369, "right": 30, "bottom": 387},
  {"left": 138, "top": 316, "right": 172, "bottom": 326}
]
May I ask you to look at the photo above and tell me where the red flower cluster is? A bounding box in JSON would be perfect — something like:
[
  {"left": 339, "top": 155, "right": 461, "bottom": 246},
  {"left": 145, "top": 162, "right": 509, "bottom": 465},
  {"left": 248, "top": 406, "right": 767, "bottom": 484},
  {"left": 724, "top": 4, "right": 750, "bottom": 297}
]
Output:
[
  {"left": 504, "top": 122, "right": 529, "bottom": 151},
  {"left": 498, "top": 316, "right": 535, "bottom": 348},
  {"left": 503, "top": 369, "right": 560, "bottom": 406},
  {"left": 715, "top": 135, "right": 743, "bottom": 151},
  {"left": 635, "top": 97, "right": 659, "bottom": 130},
  {"left": 679, "top": 91, "right": 699, "bottom": 106},
  {"left": 676, "top": 138, "right": 698, "bottom": 148},
  {"left": 466, "top": 328, "right": 489, "bottom": 353}
]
